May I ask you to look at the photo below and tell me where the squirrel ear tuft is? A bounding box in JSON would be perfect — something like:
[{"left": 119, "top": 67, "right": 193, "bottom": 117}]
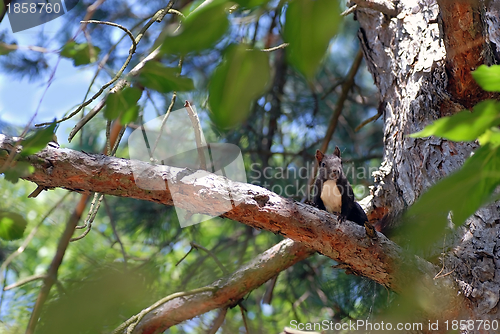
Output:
[
  {"left": 334, "top": 146, "right": 341, "bottom": 158},
  {"left": 315, "top": 150, "right": 324, "bottom": 162}
]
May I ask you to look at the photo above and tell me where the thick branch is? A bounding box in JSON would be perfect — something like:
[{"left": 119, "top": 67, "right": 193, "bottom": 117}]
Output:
[
  {"left": 123, "top": 239, "right": 314, "bottom": 334},
  {"left": 0, "top": 134, "right": 453, "bottom": 294}
]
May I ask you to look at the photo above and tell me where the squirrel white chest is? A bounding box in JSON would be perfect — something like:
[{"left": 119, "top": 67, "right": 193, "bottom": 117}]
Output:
[{"left": 321, "top": 180, "right": 342, "bottom": 214}]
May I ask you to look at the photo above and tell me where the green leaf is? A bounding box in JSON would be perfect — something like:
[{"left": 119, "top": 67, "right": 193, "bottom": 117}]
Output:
[
  {"left": 208, "top": 44, "right": 270, "bottom": 128},
  {"left": 20, "top": 122, "right": 57, "bottom": 156},
  {"left": 402, "top": 144, "right": 500, "bottom": 250},
  {"left": 61, "top": 41, "right": 101, "bottom": 66},
  {"left": 478, "top": 128, "right": 500, "bottom": 147},
  {"left": 0, "top": 43, "right": 14, "bottom": 55},
  {"left": 137, "top": 62, "right": 194, "bottom": 93},
  {"left": 37, "top": 266, "right": 152, "bottom": 334},
  {"left": 0, "top": 211, "right": 27, "bottom": 240},
  {"left": 283, "top": 0, "right": 341, "bottom": 80},
  {"left": 472, "top": 65, "right": 500, "bottom": 92},
  {"left": 104, "top": 87, "right": 143, "bottom": 125},
  {"left": 3, "top": 162, "right": 34, "bottom": 183},
  {"left": 410, "top": 100, "right": 500, "bottom": 141},
  {"left": 160, "top": 1, "right": 229, "bottom": 55}
]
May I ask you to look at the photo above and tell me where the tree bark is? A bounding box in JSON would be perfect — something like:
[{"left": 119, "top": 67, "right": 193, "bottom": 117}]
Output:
[
  {"left": 357, "top": 0, "right": 500, "bottom": 325},
  {"left": 3, "top": 0, "right": 500, "bottom": 330},
  {"left": 0, "top": 134, "right": 456, "bottom": 291}
]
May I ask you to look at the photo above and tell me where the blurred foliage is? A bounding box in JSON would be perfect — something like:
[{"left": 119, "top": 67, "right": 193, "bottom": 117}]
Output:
[
  {"left": 104, "top": 86, "right": 143, "bottom": 124},
  {"left": 19, "top": 121, "right": 57, "bottom": 156},
  {"left": 60, "top": 41, "right": 101, "bottom": 66},
  {"left": 283, "top": 0, "right": 340, "bottom": 80},
  {"left": 208, "top": 44, "right": 270, "bottom": 128},
  {"left": 0, "top": 211, "right": 27, "bottom": 241},
  {"left": 160, "top": 0, "right": 230, "bottom": 55},
  {"left": 137, "top": 62, "right": 194, "bottom": 93},
  {"left": 0, "top": 0, "right": 386, "bottom": 333},
  {"left": 472, "top": 64, "right": 500, "bottom": 92},
  {"left": 410, "top": 100, "right": 500, "bottom": 142}
]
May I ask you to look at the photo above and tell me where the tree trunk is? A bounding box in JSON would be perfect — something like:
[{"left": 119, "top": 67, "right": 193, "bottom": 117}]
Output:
[{"left": 357, "top": 0, "right": 500, "bottom": 325}]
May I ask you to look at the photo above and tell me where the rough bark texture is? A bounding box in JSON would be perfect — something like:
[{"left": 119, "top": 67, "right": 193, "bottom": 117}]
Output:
[
  {"left": 437, "top": 0, "right": 493, "bottom": 108},
  {"left": 357, "top": 0, "right": 500, "bottom": 326},
  {"left": 0, "top": 134, "right": 454, "bottom": 295}
]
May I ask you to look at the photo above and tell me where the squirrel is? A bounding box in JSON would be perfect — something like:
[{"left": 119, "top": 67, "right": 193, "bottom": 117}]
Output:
[{"left": 313, "top": 147, "right": 376, "bottom": 238}]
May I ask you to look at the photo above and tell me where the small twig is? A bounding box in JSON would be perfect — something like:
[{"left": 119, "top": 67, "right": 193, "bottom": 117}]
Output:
[
  {"left": 151, "top": 58, "right": 183, "bottom": 157},
  {"left": 82, "top": 28, "right": 96, "bottom": 65},
  {"left": 249, "top": 43, "right": 289, "bottom": 52},
  {"left": 341, "top": 4, "right": 358, "bottom": 16},
  {"left": 434, "top": 234, "right": 454, "bottom": 280},
  {"left": 206, "top": 308, "right": 228, "bottom": 334},
  {"left": 74, "top": 192, "right": 97, "bottom": 230},
  {"left": 111, "top": 125, "right": 127, "bottom": 155},
  {"left": 65, "top": 2, "right": 176, "bottom": 141},
  {"left": 239, "top": 303, "right": 250, "bottom": 334},
  {"left": 184, "top": 101, "right": 207, "bottom": 171},
  {"left": 167, "top": 8, "right": 184, "bottom": 18},
  {"left": 71, "top": 193, "right": 104, "bottom": 241},
  {"left": 355, "top": 108, "right": 382, "bottom": 132},
  {"left": 39, "top": 4, "right": 180, "bottom": 132},
  {"left": 4, "top": 274, "right": 46, "bottom": 291},
  {"left": 81, "top": 0, "right": 107, "bottom": 27},
  {"left": 176, "top": 246, "right": 194, "bottom": 266},
  {"left": 70, "top": 120, "right": 123, "bottom": 241},
  {"left": 321, "top": 80, "right": 343, "bottom": 100},
  {"left": 36, "top": 18, "right": 148, "bottom": 128},
  {"left": 145, "top": 90, "right": 162, "bottom": 117},
  {"left": 29, "top": 0, "right": 107, "bottom": 131},
  {"left": 191, "top": 242, "right": 229, "bottom": 275},
  {"left": 105, "top": 120, "right": 112, "bottom": 155},
  {"left": 319, "top": 49, "right": 364, "bottom": 153},
  {"left": 434, "top": 268, "right": 456, "bottom": 279},
  {"left": 112, "top": 287, "right": 216, "bottom": 334},
  {"left": 103, "top": 197, "right": 128, "bottom": 266},
  {"left": 81, "top": 20, "right": 137, "bottom": 53},
  {"left": 262, "top": 275, "right": 278, "bottom": 304},
  {"left": 0, "top": 43, "right": 52, "bottom": 53}
]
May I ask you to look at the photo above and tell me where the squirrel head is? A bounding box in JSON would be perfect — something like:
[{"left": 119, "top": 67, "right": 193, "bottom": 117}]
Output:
[{"left": 316, "top": 147, "right": 343, "bottom": 181}]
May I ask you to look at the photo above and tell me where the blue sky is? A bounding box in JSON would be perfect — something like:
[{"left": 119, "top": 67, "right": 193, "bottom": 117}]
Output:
[
  {"left": 0, "top": 11, "right": 189, "bottom": 148},
  {"left": 0, "top": 11, "right": 127, "bottom": 146}
]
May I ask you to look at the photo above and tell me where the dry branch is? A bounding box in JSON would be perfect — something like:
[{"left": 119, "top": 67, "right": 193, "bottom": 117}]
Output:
[
  {"left": 0, "top": 134, "right": 467, "bottom": 331},
  {"left": 0, "top": 134, "right": 459, "bottom": 296},
  {"left": 0, "top": 135, "right": 466, "bottom": 320},
  {"left": 121, "top": 239, "right": 314, "bottom": 334}
]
